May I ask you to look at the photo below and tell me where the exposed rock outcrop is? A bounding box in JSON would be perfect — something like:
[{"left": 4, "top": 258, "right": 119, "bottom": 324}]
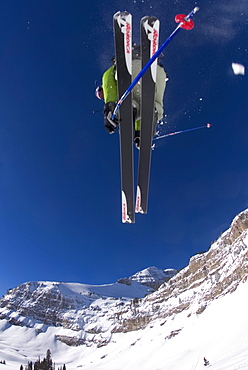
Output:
[{"left": 112, "top": 209, "right": 248, "bottom": 333}]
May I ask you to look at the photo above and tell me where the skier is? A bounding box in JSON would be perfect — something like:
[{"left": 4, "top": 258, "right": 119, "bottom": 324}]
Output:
[{"left": 95, "top": 45, "right": 167, "bottom": 148}]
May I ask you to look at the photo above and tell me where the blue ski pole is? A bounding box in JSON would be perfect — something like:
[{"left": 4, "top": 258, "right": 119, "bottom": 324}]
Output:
[
  {"left": 153, "top": 123, "right": 211, "bottom": 141},
  {"left": 112, "top": 7, "right": 199, "bottom": 120}
]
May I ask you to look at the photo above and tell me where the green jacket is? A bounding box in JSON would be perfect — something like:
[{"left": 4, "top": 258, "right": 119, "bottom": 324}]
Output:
[
  {"left": 102, "top": 65, "right": 118, "bottom": 103},
  {"left": 102, "top": 62, "right": 167, "bottom": 129}
]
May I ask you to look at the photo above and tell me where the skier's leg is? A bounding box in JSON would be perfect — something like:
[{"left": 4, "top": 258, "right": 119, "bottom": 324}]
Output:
[
  {"left": 155, "top": 65, "right": 167, "bottom": 121},
  {"left": 152, "top": 108, "right": 158, "bottom": 138},
  {"left": 133, "top": 106, "right": 140, "bottom": 149}
]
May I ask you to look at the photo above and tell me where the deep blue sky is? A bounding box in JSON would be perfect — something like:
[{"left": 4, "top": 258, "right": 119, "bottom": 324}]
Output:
[{"left": 0, "top": 0, "right": 247, "bottom": 297}]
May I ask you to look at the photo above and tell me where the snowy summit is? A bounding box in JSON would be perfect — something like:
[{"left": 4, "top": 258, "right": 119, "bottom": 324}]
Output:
[{"left": 128, "top": 266, "right": 177, "bottom": 289}]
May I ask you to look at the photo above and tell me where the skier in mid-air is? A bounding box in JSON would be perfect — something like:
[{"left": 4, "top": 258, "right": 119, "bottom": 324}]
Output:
[{"left": 95, "top": 45, "right": 167, "bottom": 148}]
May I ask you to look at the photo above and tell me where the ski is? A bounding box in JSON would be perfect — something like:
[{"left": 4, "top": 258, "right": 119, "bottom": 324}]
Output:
[
  {"left": 112, "top": 7, "right": 199, "bottom": 120},
  {"left": 135, "top": 16, "right": 160, "bottom": 214},
  {"left": 113, "top": 12, "right": 135, "bottom": 223}
]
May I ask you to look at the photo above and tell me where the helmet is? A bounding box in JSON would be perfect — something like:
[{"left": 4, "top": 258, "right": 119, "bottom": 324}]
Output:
[{"left": 95, "top": 85, "right": 104, "bottom": 100}]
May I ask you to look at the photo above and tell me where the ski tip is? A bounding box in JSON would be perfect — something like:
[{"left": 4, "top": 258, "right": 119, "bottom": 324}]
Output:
[
  {"left": 135, "top": 187, "right": 146, "bottom": 214},
  {"left": 135, "top": 186, "right": 141, "bottom": 213},
  {"left": 193, "top": 7, "right": 200, "bottom": 13},
  {"left": 122, "top": 191, "right": 135, "bottom": 223}
]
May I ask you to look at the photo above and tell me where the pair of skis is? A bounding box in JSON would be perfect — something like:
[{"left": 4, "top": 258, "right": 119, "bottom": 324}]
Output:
[
  {"left": 114, "top": 12, "right": 159, "bottom": 223},
  {"left": 113, "top": 9, "right": 199, "bottom": 223}
]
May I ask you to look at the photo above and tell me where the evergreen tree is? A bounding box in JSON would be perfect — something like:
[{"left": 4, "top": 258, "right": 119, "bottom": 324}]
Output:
[
  {"left": 204, "top": 357, "right": 210, "bottom": 366},
  {"left": 19, "top": 350, "right": 65, "bottom": 370},
  {"left": 45, "top": 349, "right": 53, "bottom": 370},
  {"left": 34, "top": 358, "right": 41, "bottom": 370}
]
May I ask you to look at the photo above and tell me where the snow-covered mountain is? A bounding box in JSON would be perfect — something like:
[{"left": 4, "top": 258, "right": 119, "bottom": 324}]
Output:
[
  {"left": 117, "top": 266, "right": 177, "bottom": 289},
  {"left": 0, "top": 209, "right": 248, "bottom": 369},
  {"left": 0, "top": 268, "right": 171, "bottom": 348},
  {"left": 128, "top": 266, "right": 177, "bottom": 289},
  {"left": 0, "top": 280, "right": 154, "bottom": 339}
]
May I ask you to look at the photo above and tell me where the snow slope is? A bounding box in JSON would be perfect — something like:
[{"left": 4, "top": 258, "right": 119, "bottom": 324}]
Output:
[
  {"left": 52, "top": 280, "right": 153, "bottom": 299},
  {"left": 0, "top": 279, "right": 248, "bottom": 369}
]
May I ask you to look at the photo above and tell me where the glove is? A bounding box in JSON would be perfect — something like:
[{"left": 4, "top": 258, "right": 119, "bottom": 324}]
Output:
[
  {"left": 134, "top": 131, "right": 140, "bottom": 150},
  {"left": 103, "top": 102, "right": 119, "bottom": 134}
]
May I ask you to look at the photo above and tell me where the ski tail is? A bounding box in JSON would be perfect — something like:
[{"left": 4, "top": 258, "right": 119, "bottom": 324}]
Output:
[
  {"left": 113, "top": 12, "right": 135, "bottom": 223},
  {"left": 135, "top": 16, "right": 159, "bottom": 214}
]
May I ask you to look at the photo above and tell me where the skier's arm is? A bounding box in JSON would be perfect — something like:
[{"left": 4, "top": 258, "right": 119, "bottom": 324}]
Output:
[
  {"left": 102, "top": 66, "right": 119, "bottom": 133},
  {"left": 102, "top": 65, "right": 118, "bottom": 103}
]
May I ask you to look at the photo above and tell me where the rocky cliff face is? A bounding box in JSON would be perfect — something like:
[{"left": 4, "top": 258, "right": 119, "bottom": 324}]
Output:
[
  {"left": 0, "top": 209, "right": 248, "bottom": 348},
  {"left": 113, "top": 209, "right": 248, "bottom": 333}
]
